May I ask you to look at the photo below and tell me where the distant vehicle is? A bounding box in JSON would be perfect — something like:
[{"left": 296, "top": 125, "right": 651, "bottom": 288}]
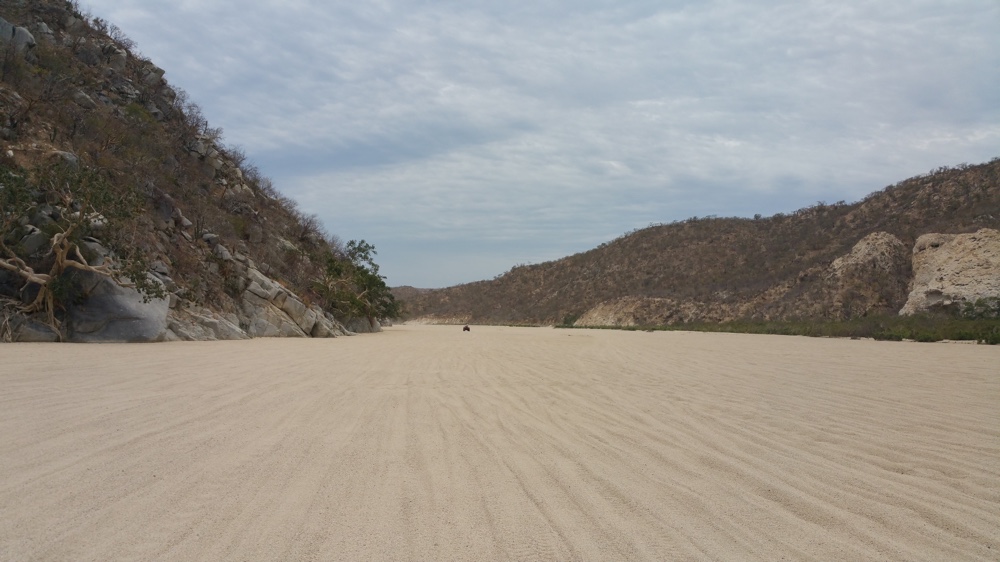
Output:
[{"left": 463, "top": 325, "right": 471, "bottom": 332}]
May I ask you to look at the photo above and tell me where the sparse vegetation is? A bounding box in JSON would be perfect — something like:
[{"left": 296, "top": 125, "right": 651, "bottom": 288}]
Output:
[
  {"left": 0, "top": 0, "right": 401, "bottom": 337},
  {"left": 557, "top": 314, "right": 1000, "bottom": 345},
  {"left": 402, "top": 159, "right": 999, "bottom": 327}
]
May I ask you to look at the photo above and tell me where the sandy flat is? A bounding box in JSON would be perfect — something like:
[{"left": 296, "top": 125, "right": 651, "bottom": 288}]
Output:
[{"left": 0, "top": 325, "right": 998, "bottom": 561}]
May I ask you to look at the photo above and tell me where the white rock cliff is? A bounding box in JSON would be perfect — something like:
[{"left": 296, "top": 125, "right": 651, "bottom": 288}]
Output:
[{"left": 899, "top": 228, "right": 1000, "bottom": 315}]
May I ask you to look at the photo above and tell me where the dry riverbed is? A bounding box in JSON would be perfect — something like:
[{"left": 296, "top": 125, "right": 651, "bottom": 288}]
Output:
[{"left": 1, "top": 325, "right": 998, "bottom": 560}]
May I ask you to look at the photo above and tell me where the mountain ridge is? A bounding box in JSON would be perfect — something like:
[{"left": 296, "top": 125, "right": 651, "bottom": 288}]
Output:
[{"left": 398, "top": 159, "right": 1000, "bottom": 326}]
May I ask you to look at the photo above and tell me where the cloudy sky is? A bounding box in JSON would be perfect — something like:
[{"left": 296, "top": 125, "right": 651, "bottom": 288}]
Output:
[{"left": 82, "top": 0, "right": 999, "bottom": 288}]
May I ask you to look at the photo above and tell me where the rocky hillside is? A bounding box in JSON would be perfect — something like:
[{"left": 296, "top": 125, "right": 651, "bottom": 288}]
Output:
[
  {"left": 401, "top": 159, "right": 1000, "bottom": 326},
  {"left": 0, "top": 1, "right": 396, "bottom": 342}
]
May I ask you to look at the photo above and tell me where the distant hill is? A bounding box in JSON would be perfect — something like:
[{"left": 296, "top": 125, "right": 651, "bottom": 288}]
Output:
[{"left": 399, "top": 159, "right": 1000, "bottom": 326}]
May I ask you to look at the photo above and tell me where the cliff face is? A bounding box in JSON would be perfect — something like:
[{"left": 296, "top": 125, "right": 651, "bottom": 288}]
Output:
[
  {"left": 899, "top": 229, "right": 1000, "bottom": 316},
  {"left": 401, "top": 160, "right": 1000, "bottom": 326},
  {"left": 0, "top": 1, "right": 377, "bottom": 342}
]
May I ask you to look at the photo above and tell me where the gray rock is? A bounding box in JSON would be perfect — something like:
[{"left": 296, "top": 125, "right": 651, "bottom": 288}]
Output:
[
  {"left": 189, "top": 140, "right": 207, "bottom": 156},
  {"left": 159, "top": 85, "right": 177, "bottom": 106},
  {"left": 109, "top": 53, "right": 127, "bottom": 72},
  {"left": 18, "top": 227, "right": 50, "bottom": 256},
  {"left": 11, "top": 316, "right": 60, "bottom": 342},
  {"left": 150, "top": 260, "right": 171, "bottom": 276},
  {"left": 73, "top": 90, "right": 97, "bottom": 109},
  {"left": 239, "top": 291, "right": 307, "bottom": 338},
  {"left": 213, "top": 243, "right": 233, "bottom": 261},
  {"left": 150, "top": 272, "right": 177, "bottom": 292},
  {"left": 113, "top": 79, "right": 139, "bottom": 101},
  {"left": 65, "top": 273, "right": 169, "bottom": 343},
  {"left": 246, "top": 268, "right": 280, "bottom": 299},
  {"left": 344, "top": 317, "right": 381, "bottom": 333},
  {"left": 245, "top": 281, "right": 274, "bottom": 301},
  {"left": 48, "top": 151, "right": 79, "bottom": 167},
  {"left": 29, "top": 205, "right": 57, "bottom": 229},
  {"left": 103, "top": 44, "right": 127, "bottom": 71},
  {"left": 311, "top": 310, "right": 347, "bottom": 338},
  {"left": 142, "top": 65, "right": 165, "bottom": 86},
  {"left": 279, "top": 295, "right": 307, "bottom": 324},
  {"left": 146, "top": 102, "right": 164, "bottom": 121},
  {"left": 271, "top": 290, "right": 288, "bottom": 308},
  {"left": 28, "top": 22, "right": 53, "bottom": 43},
  {"left": 78, "top": 237, "right": 110, "bottom": 266},
  {"left": 75, "top": 40, "right": 102, "bottom": 66},
  {"left": 276, "top": 237, "right": 298, "bottom": 253},
  {"left": 0, "top": 18, "right": 36, "bottom": 54},
  {"left": 281, "top": 295, "right": 316, "bottom": 334},
  {"left": 166, "top": 307, "right": 248, "bottom": 341},
  {"left": 63, "top": 14, "right": 86, "bottom": 34}
]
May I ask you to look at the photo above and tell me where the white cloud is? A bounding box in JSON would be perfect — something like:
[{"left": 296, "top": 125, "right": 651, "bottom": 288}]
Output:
[{"left": 84, "top": 0, "right": 1000, "bottom": 287}]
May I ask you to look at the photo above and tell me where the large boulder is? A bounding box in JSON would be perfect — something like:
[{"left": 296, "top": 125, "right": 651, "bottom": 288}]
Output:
[
  {"left": 65, "top": 273, "right": 170, "bottom": 342},
  {"left": 827, "top": 232, "right": 910, "bottom": 318},
  {"left": 900, "top": 228, "right": 1000, "bottom": 315},
  {"left": 0, "top": 18, "right": 36, "bottom": 54}
]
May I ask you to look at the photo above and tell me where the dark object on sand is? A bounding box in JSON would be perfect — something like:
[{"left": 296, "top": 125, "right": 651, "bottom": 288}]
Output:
[{"left": 463, "top": 325, "right": 471, "bottom": 332}]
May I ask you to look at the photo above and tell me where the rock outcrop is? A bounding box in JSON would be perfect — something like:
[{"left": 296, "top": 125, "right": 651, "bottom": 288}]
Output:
[
  {"left": 0, "top": 17, "right": 36, "bottom": 55},
  {"left": 344, "top": 317, "right": 382, "bottom": 333},
  {"left": 0, "top": 2, "right": 395, "bottom": 343},
  {"left": 162, "top": 262, "right": 349, "bottom": 341},
  {"left": 899, "top": 228, "right": 1000, "bottom": 315},
  {"left": 573, "top": 232, "right": 913, "bottom": 327},
  {"left": 166, "top": 307, "right": 247, "bottom": 341},
  {"left": 65, "top": 273, "right": 170, "bottom": 343},
  {"left": 827, "top": 232, "right": 910, "bottom": 319}
]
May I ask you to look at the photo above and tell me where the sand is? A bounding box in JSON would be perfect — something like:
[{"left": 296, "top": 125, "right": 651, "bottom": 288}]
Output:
[{"left": 1, "top": 325, "right": 998, "bottom": 561}]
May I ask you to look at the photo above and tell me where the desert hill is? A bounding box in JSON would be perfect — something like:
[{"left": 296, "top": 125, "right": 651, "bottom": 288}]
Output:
[
  {"left": 0, "top": 1, "right": 396, "bottom": 342},
  {"left": 400, "top": 159, "right": 1000, "bottom": 326}
]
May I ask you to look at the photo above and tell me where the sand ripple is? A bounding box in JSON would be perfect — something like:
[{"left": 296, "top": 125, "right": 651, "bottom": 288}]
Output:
[{"left": 1, "top": 326, "right": 997, "bottom": 560}]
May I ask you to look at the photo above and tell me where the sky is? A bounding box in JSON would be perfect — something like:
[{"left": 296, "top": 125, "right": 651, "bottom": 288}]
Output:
[{"left": 81, "top": 0, "right": 1000, "bottom": 288}]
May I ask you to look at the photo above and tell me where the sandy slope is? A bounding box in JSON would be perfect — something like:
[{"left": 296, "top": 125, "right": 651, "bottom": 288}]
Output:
[{"left": 1, "top": 325, "right": 997, "bottom": 561}]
